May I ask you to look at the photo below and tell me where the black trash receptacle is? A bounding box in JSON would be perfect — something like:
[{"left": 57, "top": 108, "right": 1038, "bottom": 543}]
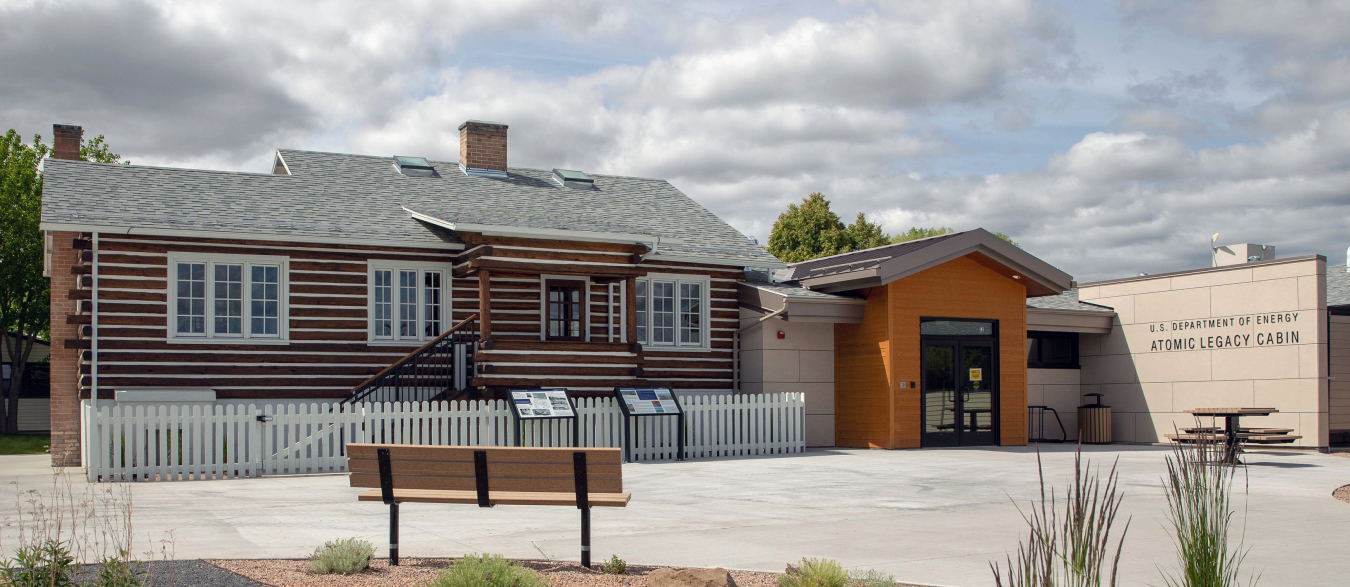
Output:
[{"left": 1078, "top": 393, "right": 1112, "bottom": 444}]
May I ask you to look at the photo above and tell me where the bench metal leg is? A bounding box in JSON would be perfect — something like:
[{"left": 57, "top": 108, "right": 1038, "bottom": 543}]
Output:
[
  {"left": 390, "top": 502, "right": 400, "bottom": 566},
  {"left": 580, "top": 506, "right": 591, "bottom": 568}
]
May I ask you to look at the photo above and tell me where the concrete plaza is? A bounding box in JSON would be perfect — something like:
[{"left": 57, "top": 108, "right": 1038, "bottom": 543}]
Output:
[{"left": 3, "top": 445, "right": 1348, "bottom": 587}]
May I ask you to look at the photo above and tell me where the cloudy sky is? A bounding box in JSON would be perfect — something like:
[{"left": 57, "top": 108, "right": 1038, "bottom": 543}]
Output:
[{"left": 4, "top": 0, "right": 1349, "bottom": 281}]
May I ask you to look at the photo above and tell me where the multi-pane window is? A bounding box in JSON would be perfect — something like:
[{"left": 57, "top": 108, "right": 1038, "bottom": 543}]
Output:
[
  {"left": 679, "top": 282, "right": 702, "bottom": 344},
  {"left": 369, "top": 264, "right": 449, "bottom": 342},
  {"left": 423, "top": 272, "right": 442, "bottom": 337},
  {"left": 250, "top": 265, "right": 280, "bottom": 336},
  {"left": 633, "top": 275, "right": 708, "bottom": 348},
  {"left": 635, "top": 281, "right": 647, "bottom": 343},
  {"left": 213, "top": 264, "right": 243, "bottom": 335},
  {"left": 373, "top": 270, "right": 394, "bottom": 337},
  {"left": 176, "top": 263, "right": 206, "bottom": 335},
  {"left": 545, "top": 279, "right": 586, "bottom": 341},
  {"left": 169, "top": 254, "right": 287, "bottom": 340},
  {"left": 651, "top": 281, "right": 675, "bottom": 344},
  {"left": 399, "top": 270, "right": 418, "bottom": 338}
]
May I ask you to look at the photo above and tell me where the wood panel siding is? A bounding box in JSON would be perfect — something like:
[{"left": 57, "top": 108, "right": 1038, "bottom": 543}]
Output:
[
  {"left": 833, "top": 255, "right": 1030, "bottom": 449},
  {"left": 834, "top": 287, "right": 892, "bottom": 448},
  {"left": 887, "top": 255, "right": 1028, "bottom": 448}
]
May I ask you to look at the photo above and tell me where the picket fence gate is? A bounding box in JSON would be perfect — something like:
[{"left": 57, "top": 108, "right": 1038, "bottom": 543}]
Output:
[{"left": 80, "top": 393, "right": 806, "bottom": 482}]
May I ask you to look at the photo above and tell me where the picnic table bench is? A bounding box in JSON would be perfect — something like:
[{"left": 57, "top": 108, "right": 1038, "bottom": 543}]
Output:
[
  {"left": 1164, "top": 407, "right": 1301, "bottom": 463},
  {"left": 347, "top": 444, "right": 630, "bottom": 567}
]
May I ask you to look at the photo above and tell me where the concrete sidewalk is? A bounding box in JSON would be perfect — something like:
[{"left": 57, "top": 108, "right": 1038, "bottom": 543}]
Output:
[{"left": 3, "top": 445, "right": 1348, "bottom": 587}]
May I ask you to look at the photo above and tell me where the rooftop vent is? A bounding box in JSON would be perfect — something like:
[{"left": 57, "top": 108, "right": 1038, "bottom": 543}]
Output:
[
  {"left": 1213, "top": 243, "right": 1274, "bottom": 267},
  {"left": 552, "top": 169, "right": 594, "bottom": 189},
  {"left": 393, "top": 156, "right": 437, "bottom": 177}
]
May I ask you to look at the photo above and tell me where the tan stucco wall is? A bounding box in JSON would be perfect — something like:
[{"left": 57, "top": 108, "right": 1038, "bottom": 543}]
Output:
[
  {"left": 739, "top": 309, "right": 836, "bottom": 447},
  {"left": 1078, "top": 257, "right": 1328, "bottom": 447},
  {"left": 1027, "top": 367, "right": 1082, "bottom": 441}
]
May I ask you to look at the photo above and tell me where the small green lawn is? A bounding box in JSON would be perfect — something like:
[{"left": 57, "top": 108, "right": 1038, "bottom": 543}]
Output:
[{"left": 0, "top": 434, "right": 50, "bottom": 455}]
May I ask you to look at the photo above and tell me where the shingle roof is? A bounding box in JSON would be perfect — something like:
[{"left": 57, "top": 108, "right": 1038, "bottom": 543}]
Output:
[
  {"left": 41, "top": 150, "right": 781, "bottom": 266},
  {"left": 777, "top": 232, "right": 963, "bottom": 281},
  {"left": 1329, "top": 265, "right": 1350, "bottom": 307},
  {"left": 1026, "top": 289, "right": 1116, "bottom": 313},
  {"left": 741, "top": 281, "right": 860, "bottom": 301}
]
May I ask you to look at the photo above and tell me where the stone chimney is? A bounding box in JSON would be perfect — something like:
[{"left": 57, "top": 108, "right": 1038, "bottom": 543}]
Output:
[
  {"left": 53, "top": 124, "right": 83, "bottom": 161},
  {"left": 458, "top": 120, "right": 508, "bottom": 177}
]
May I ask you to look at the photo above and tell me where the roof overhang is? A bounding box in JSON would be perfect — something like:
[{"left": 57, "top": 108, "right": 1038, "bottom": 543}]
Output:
[
  {"left": 738, "top": 282, "right": 866, "bottom": 324},
  {"left": 799, "top": 230, "right": 1072, "bottom": 297},
  {"left": 38, "top": 221, "right": 465, "bottom": 250},
  {"left": 1027, "top": 307, "right": 1116, "bottom": 334},
  {"left": 405, "top": 206, "right": 783, "bottom": 269}
]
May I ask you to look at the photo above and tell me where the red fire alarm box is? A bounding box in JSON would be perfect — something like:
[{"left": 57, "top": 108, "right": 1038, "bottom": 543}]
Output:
[{"left": 776, "top": 331, "right": 785, "bottom": 339}]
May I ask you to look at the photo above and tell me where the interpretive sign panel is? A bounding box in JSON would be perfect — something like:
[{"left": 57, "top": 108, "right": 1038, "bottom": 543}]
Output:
[
  {"left": 614, "top": 387, "right": 684, "bottom": 462},
  {"left": 617, "top": 387, "right": 683, "bottom": 415},
  {"left": 510, "top": 389, "right": 575, "bottom": 419}
]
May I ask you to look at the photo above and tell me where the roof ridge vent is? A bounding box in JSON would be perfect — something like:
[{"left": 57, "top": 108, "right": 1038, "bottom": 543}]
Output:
[{"left": 552, "top": 168, "right": 594, "bottom": 189}]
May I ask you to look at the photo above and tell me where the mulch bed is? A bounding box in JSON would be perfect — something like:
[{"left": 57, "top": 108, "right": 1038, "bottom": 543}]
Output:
[
  {"left": 1335, "top": 484, "right": 1350, "bottom": 505},
  {"left": 207, "top": 559, "right": 787, "bottom": 587}
]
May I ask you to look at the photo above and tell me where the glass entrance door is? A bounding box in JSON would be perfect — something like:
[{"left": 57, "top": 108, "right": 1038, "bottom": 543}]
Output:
[{"left": 922, "top": 337, "right": 998, "bottom": 447}]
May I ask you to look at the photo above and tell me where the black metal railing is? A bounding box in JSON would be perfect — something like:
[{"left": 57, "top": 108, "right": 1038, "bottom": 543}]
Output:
[{"left": 344, "top": 314, "right": 479, "bottom": 405}]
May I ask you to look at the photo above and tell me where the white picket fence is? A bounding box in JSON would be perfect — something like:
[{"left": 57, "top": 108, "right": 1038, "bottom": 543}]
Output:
[{"left": 80, "top": 393, "right": 806, "bottom": 482}]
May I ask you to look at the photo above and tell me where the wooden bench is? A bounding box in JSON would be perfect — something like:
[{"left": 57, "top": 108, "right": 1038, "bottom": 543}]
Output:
[{"left": 347, "top": 444, "right": 630, "bottom": 567}]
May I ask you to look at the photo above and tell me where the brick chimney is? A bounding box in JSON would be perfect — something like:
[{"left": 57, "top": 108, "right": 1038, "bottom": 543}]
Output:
[
  {"left": 52, "top": 124, "right": 83, "bottom": 161},
  {"left": 458, "top": 120, "right": 508, "bottom": 177}
]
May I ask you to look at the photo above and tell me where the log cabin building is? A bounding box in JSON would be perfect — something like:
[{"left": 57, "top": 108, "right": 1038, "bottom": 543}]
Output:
[
  {"left": 40, "top": 122, "right": 1350, "bottom": 466},
  {"left": 40, "top": 121, "right": 783, "bottom": 464}
]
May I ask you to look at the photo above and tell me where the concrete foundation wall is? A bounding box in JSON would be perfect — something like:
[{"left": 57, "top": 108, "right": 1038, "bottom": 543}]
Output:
[
  {"left": 739, "top": 309, "right": 836, "bottom": 447},
  {"left": 1078, "top": 257, "right": 1328, "bottom": 447}
]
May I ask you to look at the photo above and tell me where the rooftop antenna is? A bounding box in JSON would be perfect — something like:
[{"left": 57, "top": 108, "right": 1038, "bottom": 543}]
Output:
[{"left": 1211, "top": 233, "right": 1220, "bottom": 267}]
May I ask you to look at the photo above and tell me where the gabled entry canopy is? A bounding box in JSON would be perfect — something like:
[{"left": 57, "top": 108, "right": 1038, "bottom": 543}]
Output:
[{"left": 778, "top": 229, "right": 1073, "bottom": 297}]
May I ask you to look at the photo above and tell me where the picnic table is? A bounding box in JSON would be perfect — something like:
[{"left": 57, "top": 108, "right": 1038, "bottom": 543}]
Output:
[{"left": 1165, "top": 407, "right": 1301, "bottom": 464}]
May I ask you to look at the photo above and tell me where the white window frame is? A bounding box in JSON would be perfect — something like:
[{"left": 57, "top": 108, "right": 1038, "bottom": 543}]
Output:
[
  {"left": 166, "top": 252, "right": 290, "bottom": 342},
  {"left": 367, "top": 261, "right": 452, "bottom": 344},
  {"left": 633, "top": 273, "right": 710, "bottom": 350}
]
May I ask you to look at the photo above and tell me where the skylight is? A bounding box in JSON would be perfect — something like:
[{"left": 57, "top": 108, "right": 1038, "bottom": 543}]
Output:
[
  {"left": 393, "top": 156, "right": 436, "bottom": 177},
  {"left": 552, "top": 168, "right": 594, "bottom": 189}
]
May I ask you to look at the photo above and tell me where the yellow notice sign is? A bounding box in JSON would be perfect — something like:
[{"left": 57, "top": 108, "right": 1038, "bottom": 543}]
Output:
[{"left": 969, "top": 368, "right": 983, "bottom": 382}]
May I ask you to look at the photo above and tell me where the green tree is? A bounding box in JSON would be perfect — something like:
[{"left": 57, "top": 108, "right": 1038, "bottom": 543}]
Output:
[
  {"left": 890, "top": 226, "right": 954, "bottom": 244},
  {"left": 843, "top": 213, "right": 889, "bottom": 251},
  {"left": 992, "top": 231, "right": 1020, "bottom": 248},
  {"left": 767, "top": 193, "right": 893, "bottom": 263},
  {"left": 890, "top": 226, "right": 1021, "bottom": 249},
  {"left": 767, "top": 193, "right": 849, "bottom": 263},
  {"left": 0, "top": 131, "right": 50, "bottom": 434},
  {"left": 0, "top": 129, "right": 124, "bottom": 433}
]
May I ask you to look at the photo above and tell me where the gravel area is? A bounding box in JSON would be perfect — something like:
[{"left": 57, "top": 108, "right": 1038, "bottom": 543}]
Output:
[
  {"left": 1335, "top": 484, "right": 1350, "bottom": 504},
  {"left": 206, "top": 559, "right": 935, "bottom": 587},
  {"left": 79, "top": 560, "right": 268, "bottom": 587}
]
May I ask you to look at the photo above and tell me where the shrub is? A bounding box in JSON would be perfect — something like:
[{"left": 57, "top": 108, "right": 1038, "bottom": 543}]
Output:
[
  {"left": 779, "top": 558, "right": 850, "bottom": 587},
  {"left": 2, "top": 539, "right": 78, "bottom": 587},
  {"left": 424, "top": 554, "right": 549, "bottom": 587},
  {"left": 599, "top": 555, "right": 627, "bottom": 574},
  {"left": 93, "top": 550, "right": 146, "bottom": 587},
  {"left": 309, "top": 538, "right": 375, "bottom": 575}
]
